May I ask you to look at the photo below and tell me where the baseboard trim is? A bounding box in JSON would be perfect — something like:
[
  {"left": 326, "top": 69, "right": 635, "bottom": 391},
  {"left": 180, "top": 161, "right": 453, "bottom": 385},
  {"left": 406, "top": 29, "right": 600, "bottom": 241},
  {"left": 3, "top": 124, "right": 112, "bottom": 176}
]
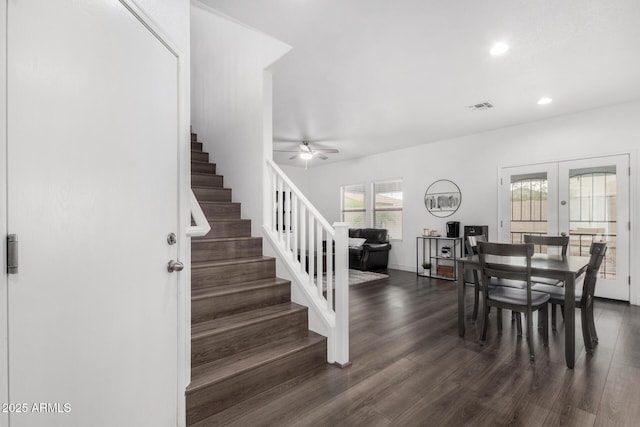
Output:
[{"left": 388, "top": 263, "right": 414, "bottom": 273}]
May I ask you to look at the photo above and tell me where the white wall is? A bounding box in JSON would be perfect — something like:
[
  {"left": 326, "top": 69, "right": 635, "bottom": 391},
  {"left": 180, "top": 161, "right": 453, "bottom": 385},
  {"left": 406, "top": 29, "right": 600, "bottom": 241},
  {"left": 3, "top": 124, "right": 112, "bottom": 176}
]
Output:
[
  {"left": 279, "top": 164, "right": 310, "bottom": 195},
  {"left": 191, "top": 1, "right": 290, "bottom": 236},
  {"left": 284, "top": 101, "right": 640, "bottom": 303}
]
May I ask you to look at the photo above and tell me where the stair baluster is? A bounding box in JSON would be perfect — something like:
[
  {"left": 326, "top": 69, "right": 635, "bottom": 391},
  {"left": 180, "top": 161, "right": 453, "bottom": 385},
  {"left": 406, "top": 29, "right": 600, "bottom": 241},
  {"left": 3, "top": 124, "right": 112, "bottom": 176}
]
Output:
[{"left": 264, "top": 159, "right": 350, "bottom": 366}]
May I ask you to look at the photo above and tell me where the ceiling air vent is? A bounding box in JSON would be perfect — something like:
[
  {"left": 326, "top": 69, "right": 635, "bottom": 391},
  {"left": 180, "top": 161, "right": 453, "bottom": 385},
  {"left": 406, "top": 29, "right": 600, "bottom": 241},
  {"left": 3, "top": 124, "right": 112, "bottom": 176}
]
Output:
[{"left": 468, "top": 102, "right": 493, "bottom": 111}]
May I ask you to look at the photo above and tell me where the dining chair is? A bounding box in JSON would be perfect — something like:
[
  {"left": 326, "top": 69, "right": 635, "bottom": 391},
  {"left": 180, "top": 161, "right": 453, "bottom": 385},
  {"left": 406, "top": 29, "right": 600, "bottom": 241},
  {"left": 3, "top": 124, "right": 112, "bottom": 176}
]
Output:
[
  {"left": 531, "top": 242, "right": 607, "bottom": 353},
  {"left": 523, "top": 234, "right": 570, "bottom": 329},
  {"left": 477, "top": 241, "right": 550, "bottom": 361},
  {"left": 466, "top": 235, "right": 526, "bottom": 333}
]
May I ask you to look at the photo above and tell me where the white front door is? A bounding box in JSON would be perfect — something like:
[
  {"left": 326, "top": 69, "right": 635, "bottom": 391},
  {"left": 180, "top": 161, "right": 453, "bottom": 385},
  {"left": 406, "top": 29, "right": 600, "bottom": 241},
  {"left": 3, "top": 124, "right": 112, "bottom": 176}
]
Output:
[
  {"left": 500, "top": 155, "right": 631, "bottom": 301},
  {"left": 7, "top": 1, "right": 180, "bottom": 426}
]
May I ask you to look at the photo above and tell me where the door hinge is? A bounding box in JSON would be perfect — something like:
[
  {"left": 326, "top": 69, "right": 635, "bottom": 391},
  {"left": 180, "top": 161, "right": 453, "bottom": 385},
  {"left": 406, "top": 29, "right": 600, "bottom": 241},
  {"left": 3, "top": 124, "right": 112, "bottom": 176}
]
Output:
[
  {"left": 629, "top": 166, "right": 632, "bottom": 177},
  {"left": 500, "top": 178, "right": 503, "bottom": 185},
  {"left": 629, "top": 221, "right": 631, "bottom": 231},
  {"left": 629, "top": 276, "right": 632, "bottom": 286},
  {"left": 7, "top": 234, "right": 18, "bottom": 274},
  {"left": 500, "top": 220, "right": 503, "bottom": 228}
]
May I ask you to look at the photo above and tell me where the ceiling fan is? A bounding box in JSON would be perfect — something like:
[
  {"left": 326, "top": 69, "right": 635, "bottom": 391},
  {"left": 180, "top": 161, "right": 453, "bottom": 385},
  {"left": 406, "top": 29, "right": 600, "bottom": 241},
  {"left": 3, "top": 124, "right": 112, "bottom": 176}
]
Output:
[{"left": 273, "top": 140, "right": 339, "bottom": 161}]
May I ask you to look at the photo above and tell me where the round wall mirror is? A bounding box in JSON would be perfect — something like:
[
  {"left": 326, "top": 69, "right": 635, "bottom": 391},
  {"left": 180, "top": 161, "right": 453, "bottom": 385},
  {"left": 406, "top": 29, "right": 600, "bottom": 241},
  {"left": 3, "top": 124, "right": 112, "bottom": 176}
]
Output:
[{"left": 424, "top": 179, "right": 461, "bottom": 218}]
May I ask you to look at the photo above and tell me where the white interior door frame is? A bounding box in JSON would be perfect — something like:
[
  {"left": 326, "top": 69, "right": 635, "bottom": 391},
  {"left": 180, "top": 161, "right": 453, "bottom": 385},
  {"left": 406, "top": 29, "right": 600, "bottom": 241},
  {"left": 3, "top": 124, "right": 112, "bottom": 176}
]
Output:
[
  {"left": 498, "top": 150, "right": 638, "bottom": 305},
  {"left": 1, "top": 1, "right": 190, "bottom": 425}
]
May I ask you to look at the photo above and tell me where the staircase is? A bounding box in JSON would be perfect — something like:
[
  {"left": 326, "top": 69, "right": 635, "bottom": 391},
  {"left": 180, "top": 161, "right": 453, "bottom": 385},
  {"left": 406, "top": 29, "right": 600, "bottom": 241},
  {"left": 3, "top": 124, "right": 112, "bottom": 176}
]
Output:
[{"left": 186, "top": 133, "right": 328, "bottom": 425}]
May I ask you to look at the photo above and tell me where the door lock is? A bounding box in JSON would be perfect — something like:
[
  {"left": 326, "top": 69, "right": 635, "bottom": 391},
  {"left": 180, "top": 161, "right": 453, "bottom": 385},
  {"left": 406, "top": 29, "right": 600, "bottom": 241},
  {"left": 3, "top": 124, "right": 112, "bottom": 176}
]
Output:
[
  {"left": 167, "top": 232, "right": 177, "bottom": 245},
  {"left": 167, "top": 260, "right": 184, "bottom": 273}
]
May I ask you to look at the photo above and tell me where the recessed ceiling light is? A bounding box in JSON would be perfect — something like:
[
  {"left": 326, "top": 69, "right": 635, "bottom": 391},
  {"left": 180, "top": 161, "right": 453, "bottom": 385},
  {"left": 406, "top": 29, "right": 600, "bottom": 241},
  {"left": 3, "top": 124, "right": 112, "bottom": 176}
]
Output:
[
  {"left": 490, "top": 42, "right": 509, "bottom": 56},
  {"left": 537, "top": 97, "right": 553, "bottom": 105},
  {"left": 300, "top": 152, "right": 313, "bottom": 160}
]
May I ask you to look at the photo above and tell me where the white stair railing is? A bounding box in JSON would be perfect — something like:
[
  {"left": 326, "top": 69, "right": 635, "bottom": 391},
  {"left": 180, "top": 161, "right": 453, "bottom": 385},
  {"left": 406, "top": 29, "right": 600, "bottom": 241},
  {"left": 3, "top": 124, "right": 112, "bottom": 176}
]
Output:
[
  {"left": 186, "top": 189, "right": 211, "bottom": 238},
  {"left": 264, "top": 159, "right": 349, "bottom": 366}
]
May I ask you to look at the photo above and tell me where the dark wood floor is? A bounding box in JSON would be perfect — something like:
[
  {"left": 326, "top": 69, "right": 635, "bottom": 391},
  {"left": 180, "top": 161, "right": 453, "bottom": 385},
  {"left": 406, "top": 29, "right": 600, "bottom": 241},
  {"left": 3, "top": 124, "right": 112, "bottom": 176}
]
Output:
[{"left": 197, "top": 269, "right": 640, "bottom": 426}]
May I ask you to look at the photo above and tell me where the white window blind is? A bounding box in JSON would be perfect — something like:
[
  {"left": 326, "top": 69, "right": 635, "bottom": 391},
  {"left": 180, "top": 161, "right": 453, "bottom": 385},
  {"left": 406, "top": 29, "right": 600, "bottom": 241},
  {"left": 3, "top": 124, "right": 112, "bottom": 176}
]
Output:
[
  {"left": 374, "top": 180, "right": 403, "bottom": 240},
  {"left": 341, "top": 184, "right": 366, "bottom": 228}
]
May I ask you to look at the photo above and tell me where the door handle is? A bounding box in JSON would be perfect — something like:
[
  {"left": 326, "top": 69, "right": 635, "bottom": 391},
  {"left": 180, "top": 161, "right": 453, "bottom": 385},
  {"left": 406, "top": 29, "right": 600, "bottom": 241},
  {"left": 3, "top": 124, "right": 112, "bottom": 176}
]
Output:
[
  {"left": 560, "top": 232, "right": 567, "bottom": 237},
  {"left": 167, "top": 260, "right": 184, "bottom": 273}
]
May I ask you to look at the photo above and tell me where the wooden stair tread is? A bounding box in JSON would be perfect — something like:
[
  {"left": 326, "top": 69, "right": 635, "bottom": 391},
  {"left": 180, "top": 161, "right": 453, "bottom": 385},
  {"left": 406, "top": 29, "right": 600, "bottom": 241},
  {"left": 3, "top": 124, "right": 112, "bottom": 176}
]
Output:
[
  {"left": 197, "top": 201, "right": 239, "bottom": 206},
  {"left": 192, "top": 185, "right": 231, "bottom": 191},
  {"left": 192, "top": 160, "right": 213, "bottom": 165},
  {"left": 191, "top": 172, "right": 221, "bottom": 178},
  {"left": 192, "top": 236, "right": 260, "bottom": 244},
  {"left": 191, "top": 302, "right": 305, "bottom": 339},
  {"left": 191, "top": 256, "right": 273, "bottom": 270},
  {"left": 191, "top": 277, "right": 289, "bottom": 301},
  {"left": 187, "top": 331, "right": 325, "bottom": 394}
]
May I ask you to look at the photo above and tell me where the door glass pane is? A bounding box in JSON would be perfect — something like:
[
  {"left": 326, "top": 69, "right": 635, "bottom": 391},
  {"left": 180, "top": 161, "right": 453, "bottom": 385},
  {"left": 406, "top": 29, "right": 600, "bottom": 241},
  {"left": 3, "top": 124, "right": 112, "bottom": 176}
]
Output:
[
  {"left": 510, "top": 173, "right": 548, "bottom": 252},
  {"left": 568, "top": 167, "right": 616, "bottom": 279}
]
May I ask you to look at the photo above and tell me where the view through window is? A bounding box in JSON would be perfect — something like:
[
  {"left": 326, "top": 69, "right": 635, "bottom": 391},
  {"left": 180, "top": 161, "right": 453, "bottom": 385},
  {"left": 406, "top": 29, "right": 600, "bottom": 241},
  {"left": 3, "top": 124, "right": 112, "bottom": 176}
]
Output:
[
  {"left": 374, "top": 180, "right": 403, "bottom": 240},
  {"left": 510, "top": 173, "right": 548, "bottom": 250},
  {"left": 341, "top": 184, "right": 366, "bottom": 228},
  {"left": 569, "top": 168, "right": 617, "bottom": 279}
]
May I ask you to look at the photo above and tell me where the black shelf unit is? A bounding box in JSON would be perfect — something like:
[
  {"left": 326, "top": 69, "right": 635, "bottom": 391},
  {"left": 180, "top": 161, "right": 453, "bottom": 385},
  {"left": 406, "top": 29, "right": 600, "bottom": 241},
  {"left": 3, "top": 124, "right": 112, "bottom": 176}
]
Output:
[{"left": 416, "top": 236, "right": 462, "bottom": 281}]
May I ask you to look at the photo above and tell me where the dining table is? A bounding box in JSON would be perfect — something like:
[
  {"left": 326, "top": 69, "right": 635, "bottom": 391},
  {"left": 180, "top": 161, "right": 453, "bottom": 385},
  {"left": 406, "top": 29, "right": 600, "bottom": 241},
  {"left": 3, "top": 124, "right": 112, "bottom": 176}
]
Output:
[{"left": 456, "top": 253, "right": 591, "bottom": 369}]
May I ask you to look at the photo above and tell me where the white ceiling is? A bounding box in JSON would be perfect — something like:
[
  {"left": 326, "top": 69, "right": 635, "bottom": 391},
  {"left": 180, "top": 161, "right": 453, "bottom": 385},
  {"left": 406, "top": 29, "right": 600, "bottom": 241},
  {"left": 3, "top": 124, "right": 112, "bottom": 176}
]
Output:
[{"left": 202, "top": 0, "right": 640, "bottom": 167}]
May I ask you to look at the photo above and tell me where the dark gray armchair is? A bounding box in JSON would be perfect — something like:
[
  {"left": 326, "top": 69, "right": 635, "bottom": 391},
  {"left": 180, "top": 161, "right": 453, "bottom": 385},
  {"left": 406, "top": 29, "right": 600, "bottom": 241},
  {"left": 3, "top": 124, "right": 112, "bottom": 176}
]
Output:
[{"left": 348, "top": 228, "right": 392, "bottom": 271}]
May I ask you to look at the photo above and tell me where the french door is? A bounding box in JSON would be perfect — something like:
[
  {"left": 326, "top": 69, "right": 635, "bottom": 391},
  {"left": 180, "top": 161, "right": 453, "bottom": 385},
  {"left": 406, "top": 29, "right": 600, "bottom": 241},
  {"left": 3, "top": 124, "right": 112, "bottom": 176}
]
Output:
[{"left": 501, "top": 155, "right": 630, "bottom": 301}]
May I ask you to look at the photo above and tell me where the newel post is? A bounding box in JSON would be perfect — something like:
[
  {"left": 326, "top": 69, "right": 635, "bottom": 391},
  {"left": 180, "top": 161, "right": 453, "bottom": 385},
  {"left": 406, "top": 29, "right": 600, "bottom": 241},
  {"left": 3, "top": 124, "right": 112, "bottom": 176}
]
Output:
[{"left": 333, "top": 222, "right": 350, "bottom": 367}]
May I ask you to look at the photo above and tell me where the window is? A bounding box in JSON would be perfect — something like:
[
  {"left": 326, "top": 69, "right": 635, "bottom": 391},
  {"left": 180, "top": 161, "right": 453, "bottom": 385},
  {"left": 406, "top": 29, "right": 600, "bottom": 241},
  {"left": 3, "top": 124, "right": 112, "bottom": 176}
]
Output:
[
  {"left": 374, "top": 180, "right": 403, "bottom": 240},
  {"left": 341, "top": 184, "right": 366, "bottom": 228}
]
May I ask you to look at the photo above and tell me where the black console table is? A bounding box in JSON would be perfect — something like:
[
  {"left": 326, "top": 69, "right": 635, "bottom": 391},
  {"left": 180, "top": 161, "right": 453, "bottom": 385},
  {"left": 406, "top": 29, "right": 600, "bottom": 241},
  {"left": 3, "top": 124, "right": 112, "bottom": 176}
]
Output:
[{"left": 416, "top": 236, "right": 462, "bottom": 281}]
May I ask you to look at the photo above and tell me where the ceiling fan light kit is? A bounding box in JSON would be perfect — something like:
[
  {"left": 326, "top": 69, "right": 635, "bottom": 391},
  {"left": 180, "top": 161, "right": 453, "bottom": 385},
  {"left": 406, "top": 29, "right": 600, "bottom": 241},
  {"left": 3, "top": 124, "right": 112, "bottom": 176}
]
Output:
[{"left": 274, "top": 139, "right": 340, "bottom": 164}]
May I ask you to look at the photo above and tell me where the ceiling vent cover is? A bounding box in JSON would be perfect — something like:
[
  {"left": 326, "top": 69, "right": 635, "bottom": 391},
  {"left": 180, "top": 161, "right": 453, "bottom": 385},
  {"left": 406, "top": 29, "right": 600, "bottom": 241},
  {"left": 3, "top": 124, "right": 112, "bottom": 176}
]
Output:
[{"left": 468, "top": 102, "right": 493, "bottom": 111}]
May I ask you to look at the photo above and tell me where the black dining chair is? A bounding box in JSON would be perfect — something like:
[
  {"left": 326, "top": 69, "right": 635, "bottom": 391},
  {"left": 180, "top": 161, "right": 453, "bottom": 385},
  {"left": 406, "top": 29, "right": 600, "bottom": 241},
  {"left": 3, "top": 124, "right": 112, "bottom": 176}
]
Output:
[
  {"left": 523, "top": 234, "right": 569, "bottom": 329},
  {"left": 531, "top": 242, "right": 607, "bottom": 353},
  {"left": 477, "top": 241, "right": 550, "bottom": 361},
  {"left": 466, "top": 235, "right": 526, "bottom": 333}
]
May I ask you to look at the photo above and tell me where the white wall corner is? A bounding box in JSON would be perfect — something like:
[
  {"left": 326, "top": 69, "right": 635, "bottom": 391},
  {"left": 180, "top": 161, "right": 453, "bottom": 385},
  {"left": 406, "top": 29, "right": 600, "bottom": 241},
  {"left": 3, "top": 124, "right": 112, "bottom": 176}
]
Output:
[{"left": 191, "top": 3, "right": 289, "bottom": 238}]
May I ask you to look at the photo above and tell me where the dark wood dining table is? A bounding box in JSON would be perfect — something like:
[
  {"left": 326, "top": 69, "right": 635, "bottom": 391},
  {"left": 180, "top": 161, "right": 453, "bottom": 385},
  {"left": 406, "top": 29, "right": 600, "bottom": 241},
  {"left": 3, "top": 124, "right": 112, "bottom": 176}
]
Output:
[{"left": 456, "top": 253, "right": 591, "bottom": 368}]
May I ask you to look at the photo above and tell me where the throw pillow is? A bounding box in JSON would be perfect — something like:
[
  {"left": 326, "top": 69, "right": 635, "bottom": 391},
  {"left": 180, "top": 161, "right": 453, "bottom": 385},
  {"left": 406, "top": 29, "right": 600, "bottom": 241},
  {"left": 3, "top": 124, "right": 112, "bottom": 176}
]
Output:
[{"left": 348, "top": 237, "right": 367, "bottom": 248}]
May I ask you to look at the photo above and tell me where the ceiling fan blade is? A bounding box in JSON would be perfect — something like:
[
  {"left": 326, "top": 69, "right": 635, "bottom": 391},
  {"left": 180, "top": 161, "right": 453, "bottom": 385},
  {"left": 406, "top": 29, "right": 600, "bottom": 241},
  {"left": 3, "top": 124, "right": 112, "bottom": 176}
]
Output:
[
  {"left": 273, "top": 138, "right": 302, "bottom": 143},
  {"left": 289, "top": 154, "right": 300, "bottom": 160},
  {"left": 274, "top": 149, "right": 300, "bottom": 153},
  {"left": 313, "top": 148, "right": 339, "bottom": 154},
  {"left": 300, "top": 144, "right": 312, "bottom": 153},
  {"left": 306, "top": 137, "right": 336, "bottom": 143},
  {"left": 314, "top": 152, "right": 328, "bottom": 160}
]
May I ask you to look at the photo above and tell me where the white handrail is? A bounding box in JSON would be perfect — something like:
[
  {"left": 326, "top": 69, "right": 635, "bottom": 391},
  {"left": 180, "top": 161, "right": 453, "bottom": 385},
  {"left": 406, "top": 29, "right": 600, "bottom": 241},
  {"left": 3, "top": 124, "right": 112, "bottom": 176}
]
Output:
[
  {"left": 186, "top": 189, "right": 211, "bottom": 237},
  {"left": 267, "top": 160, "right": 335, "bottom": 233},
  {"left": 264, "top": 159, "right": 349, "bottom": 366}
]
